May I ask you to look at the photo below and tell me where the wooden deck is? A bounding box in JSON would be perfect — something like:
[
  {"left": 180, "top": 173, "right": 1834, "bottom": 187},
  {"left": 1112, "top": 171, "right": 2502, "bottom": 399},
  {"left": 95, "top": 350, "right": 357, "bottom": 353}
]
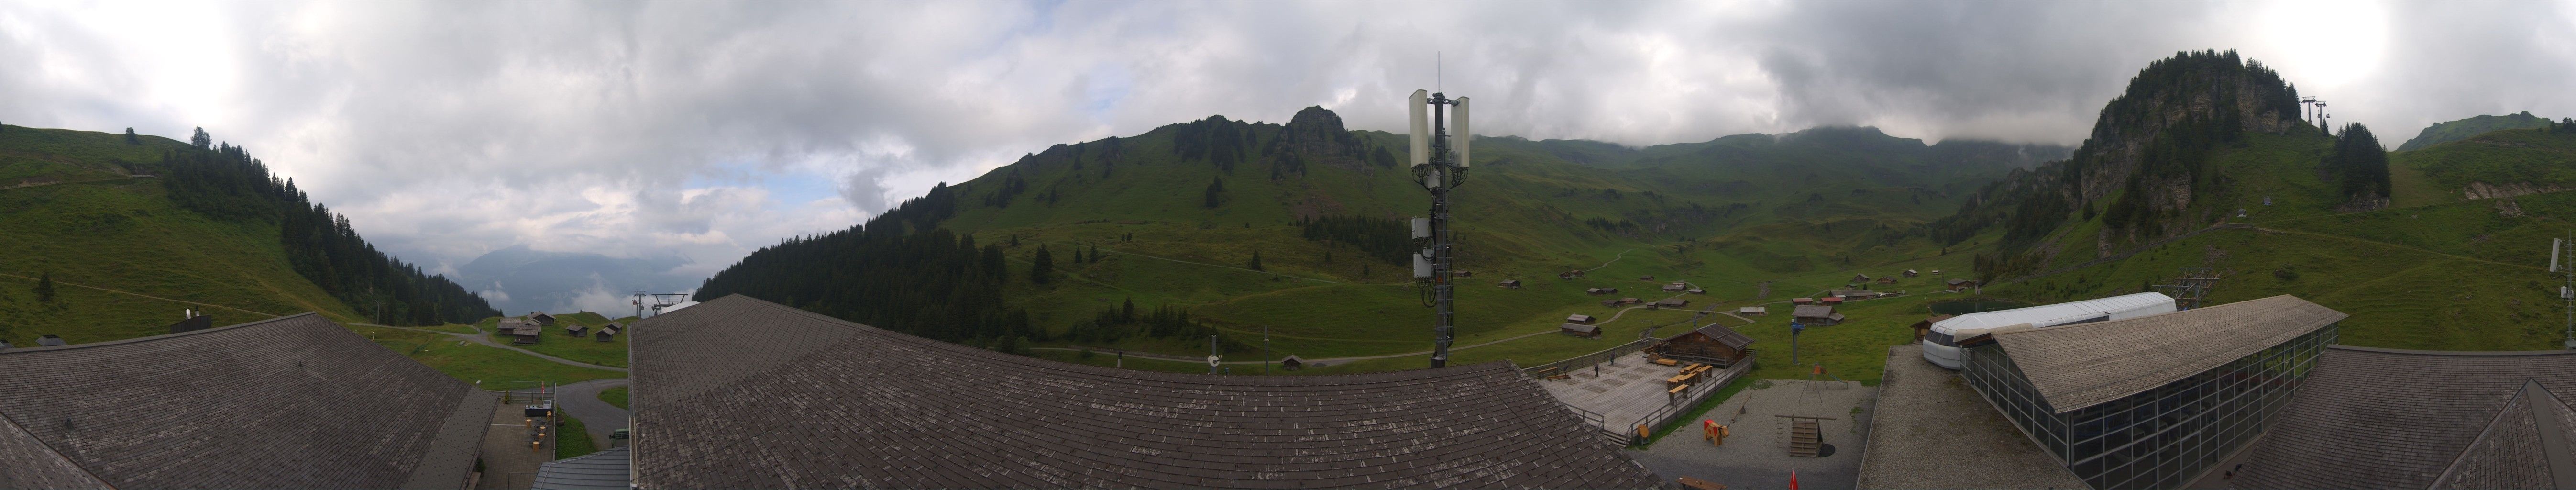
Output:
[{"left": 1541, "top": 354, "right": 1751, "bottom": 437}]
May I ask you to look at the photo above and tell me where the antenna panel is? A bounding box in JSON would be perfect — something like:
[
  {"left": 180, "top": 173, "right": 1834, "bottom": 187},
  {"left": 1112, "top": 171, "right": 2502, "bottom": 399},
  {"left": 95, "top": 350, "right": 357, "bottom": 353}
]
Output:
[
  {"left": 1409, "top": 90, "right": 1430, "bottom": 167},
  {"left": 2554, "top": 238, "right": 2563, "bottom": 272},
  {"left": 1411, "top": 218, "right": 1430, "bottom": 239},
  {"left": 1450, "top": 97, "right": 1470, "bottom": 168},
  {"left": 1423, "top": 168, "right": 1441, "bottom": 189},
  {"left": 1413, "top": 253, "right": 1433, "bottom": 278}
]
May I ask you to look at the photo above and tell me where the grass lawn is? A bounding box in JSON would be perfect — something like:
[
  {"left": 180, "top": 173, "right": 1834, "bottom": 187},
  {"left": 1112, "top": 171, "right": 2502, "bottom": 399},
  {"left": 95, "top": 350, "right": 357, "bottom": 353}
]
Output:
[
  {"left": 515, "top": 329, "right": 630, "bottom": 368},
  {"left": 555, "top": 416, "right": 596, "bottom": 460},
  {"left": 598, "top": 387, "right": 629, "bottom": 410},
  {"left": 346, "top": 325, "right": 624, "bottom": 388}
]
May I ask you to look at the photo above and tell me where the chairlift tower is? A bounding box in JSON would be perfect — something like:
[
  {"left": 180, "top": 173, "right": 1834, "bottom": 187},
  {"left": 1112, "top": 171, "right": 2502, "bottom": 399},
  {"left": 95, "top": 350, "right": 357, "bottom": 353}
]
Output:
[
  {"left": 631, "top": 291, "right": 689, "bottom": 319},
  {"left": 2153, "top": 267, "right": 2222, "bottom": 310},
  {"left": 1405, "top": 62, "right": 1472, "bottom": 369}
]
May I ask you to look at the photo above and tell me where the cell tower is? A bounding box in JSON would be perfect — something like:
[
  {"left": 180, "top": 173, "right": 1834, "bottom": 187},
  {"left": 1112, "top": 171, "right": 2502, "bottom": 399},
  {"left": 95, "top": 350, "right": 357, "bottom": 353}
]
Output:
[
  {"left": 2153, "top": 267, "right": 2222, "bottom": 310},
  {"left": 1406, "top": 56, "right": 1471, "bottom": 368},
  {"left": 2553, "top": 237, "right": 2575, "bottom": 349}
]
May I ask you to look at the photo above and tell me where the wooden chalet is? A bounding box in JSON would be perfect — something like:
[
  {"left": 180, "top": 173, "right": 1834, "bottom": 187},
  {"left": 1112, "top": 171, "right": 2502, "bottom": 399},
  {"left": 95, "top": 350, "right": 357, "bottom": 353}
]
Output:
[
  {"left": 1821, "top": 297, "right": 1846, "bottom": 305},
  {"left": 1651, "top": 323, "right": 1755, "bottom": 368},
  {"left": 1946, "top": 278, "right": 1977, "bottom": 292},
  {"left": 1278, "top": 355, "right": 1308, "bottom": 371},
  {"left": 1851, "top": 274, "right": 1871, "bottom": 282},
  {"left": 1909, "top": 314, "right": 1956, "bottom": 342},
  {"left": 594, "top": 323, "right": 622, "bottom": 342},
  {"left": 1903, "top": 269, "right": 1920, "bottom": 278},
  {"left": 1791, "top": 305, "right": 1843, "bottom": 325},
  {"left": 1601, "top": 299, "right": 1622, "bottom": 308},
  {"left": 1586, "top": 288, "right": 1607, "bottom": 295},
  {"left": 1662, "top": 283, "right": 1686, "bottom": 292},
  {"left": 500, "top": 319, "right": 544, "bottom": 345},
  {"left": 1559, "top": 323, "right": 1602, "bottom": 339},
  {"left": 1497, "top": 279, "right": 1522, "bottom": 289},
  {"left": 1930, "top": 269, "right": 1944, "bottom": 275},
  {"left": 564, "top": 324, "right": 589, "bottom": 337},
  {"left": 1652, "top": 298, "right": 1689, "bottom": 309},
  {"left": 1737, "top": 306, "right": 1768, "bottom": 315},
  {"left": 528, "top": 312, "right": 557, "bottom": 326},
  {"left": 1791, "top": 297, "right": 1815, "bottom": 304},
  {"left": 1618, "top": 297, "right": 1642, "bottom": 305},
  {"left": 1875, "top": 276, "right": 1898, "bottom": 285},
  {"left": 1566, "top": 314, "right": 1597, "bottom": 324}
]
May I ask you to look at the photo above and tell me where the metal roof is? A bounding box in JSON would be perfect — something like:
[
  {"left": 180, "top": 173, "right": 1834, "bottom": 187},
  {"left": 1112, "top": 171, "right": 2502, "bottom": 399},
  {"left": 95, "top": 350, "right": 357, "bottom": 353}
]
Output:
[
  {"left": 533, "top": 446, "right": 631, "bottom": 490},
  {"left": 1928, "top": 292, "right": 2175, "bottom": 335},
  {"left": 1985, "top": 295, "right": 2343, "bottom": 413},
  {"left": 629, "top": 294, "right": 1663, "bottom": 489},
  {"left": 1792, "top": 304, "right": 1835, "bottom": 318},
  {"left": 0, "top": 313, "right": 493, "bottom": 489},
  {"left": 2239, "top": 346, "right": 2576, "bottom": 489}
]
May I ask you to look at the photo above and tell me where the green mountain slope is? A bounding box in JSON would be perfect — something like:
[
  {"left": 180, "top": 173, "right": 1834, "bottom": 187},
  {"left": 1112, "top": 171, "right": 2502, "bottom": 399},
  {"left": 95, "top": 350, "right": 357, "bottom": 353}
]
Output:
[
  {"left": 0, "top": 124, "right": 497, "bottom": 345},
  {"left": 2396, "top": 111, "right": 2557, "bottom": 151},
  {"left": 2390, "top": 127, "right": 2576, "bottom": 205}
]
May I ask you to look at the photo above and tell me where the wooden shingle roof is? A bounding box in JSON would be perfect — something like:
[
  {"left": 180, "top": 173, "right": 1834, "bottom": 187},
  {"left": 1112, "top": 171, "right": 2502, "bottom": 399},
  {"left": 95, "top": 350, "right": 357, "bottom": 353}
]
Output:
[
  {"left": 1987, "top": 295, "right": 2344, "bottom": 413},
  {"left": 630, "top": 294, "right": 1662, "bottom": 489},
  {"left": 1792, "top": 304, "right": 1835, "bottom": 318},
  {"left": 0, "top": 313, "right": 493, "bottom": 489},
  {"left": 1687, "top": 323, "right": 1756, "bottom": 349},
  {"left": 2239, "top": 346, "right": 2576, "bottom": 489}
]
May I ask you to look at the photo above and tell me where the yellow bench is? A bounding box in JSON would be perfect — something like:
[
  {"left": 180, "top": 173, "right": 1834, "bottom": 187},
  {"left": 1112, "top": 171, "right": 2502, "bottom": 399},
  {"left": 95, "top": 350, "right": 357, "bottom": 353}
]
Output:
[
  {"left": 1668, "top": 384, "right": 1689, "bottom": 394},
  {"left": 1654, "top": 358, "right": 1680, "bottom": 366}
]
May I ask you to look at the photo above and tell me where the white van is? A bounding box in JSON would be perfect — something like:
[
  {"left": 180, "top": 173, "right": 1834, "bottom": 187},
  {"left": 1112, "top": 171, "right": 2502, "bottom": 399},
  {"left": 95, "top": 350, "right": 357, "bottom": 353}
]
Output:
[{"left": 1920, "top": 292, "right": 2177, "bottom": 369}]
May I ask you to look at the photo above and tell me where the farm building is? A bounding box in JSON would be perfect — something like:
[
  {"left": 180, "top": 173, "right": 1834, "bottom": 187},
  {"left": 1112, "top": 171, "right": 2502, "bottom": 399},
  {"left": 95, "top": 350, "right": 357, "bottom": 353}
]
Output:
[
  {"left": 1831, "top": 289, "right": 1881, "bottom": 300},
  {"left": 529, "top": 312, "right": 557, "bottom": 326},
  {"left": 1791, "top": 297, "right": 1815, "bottom": 304},
  {"left": 1821, "top": 297, "right": 1846, "bottom": 305},
  {"left": 1566, "top": 314, "right": 1596, "bottom": 324},
  {"left": 1618, "top": 297, "right": 1641, "bottom": 305},
  {"left": 1600, "top": 299, "right": 1622, "bottom": 308},
  {"left": 595, "top": 323, "right": 622, "bottom": 342},
  {"left": 1652, "top": 298, "right": 1689, "bottom": 309},
  {"left": 1662, "top": 283, "right": 1686, "bottom": 292},
  {"left": 1586, "top": 288, "right": 1608, "bottom": 295},
  {"left": 1791, "top": 305, "right": 1842, "bottom": 325},
  {"left": 1876, "top": 276, "right": 1898, "bottom": 285},
  {"left": 1277, "top": 355, "right": 1307, "bottom": 371},
  {"left": 564, "top": 324, "right": 589, "bottom": 337},
  {"left": 0, "top": 313, "right": 493, "bottom": 489},
  {"left": 625, "top": 294, "right": 1664, "bottom": 488},
  {"left": 1497, "top": 279, "right": 1521, "bottom": 289},
  {"left": 1904, "top": 269, "right": 1920, "bottom": 277},
  {"left": 1651, "top": 323, "right": 1755, "bottom": 368},
  {"left": 1559, "top": 323, "right": 1602, "bottom": 338},
  {"left": 501, "top": 318, "right": 545, "bottom": 344},
  {"left": 1908, "top": 314, "right": 1955, "bottom": 342},
  {"left": 1737, "top": 306, "right": 1768, "bottom": 315},
  {"left": 1946, "top": 278, "right": 1978, "bottom": 291},
  {"left": 1852, "top": 274, "right": 1871, "bottom": 282}
]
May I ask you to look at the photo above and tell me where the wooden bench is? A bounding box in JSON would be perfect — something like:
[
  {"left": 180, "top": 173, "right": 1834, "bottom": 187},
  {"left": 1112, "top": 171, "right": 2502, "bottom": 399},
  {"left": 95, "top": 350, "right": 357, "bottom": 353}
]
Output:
[
  {"left": 1668, "top": 384, "right": 1689, "bottom": 394},
  {"left": 1653, "top": 358, "right": 1680, "bottom": 366}
]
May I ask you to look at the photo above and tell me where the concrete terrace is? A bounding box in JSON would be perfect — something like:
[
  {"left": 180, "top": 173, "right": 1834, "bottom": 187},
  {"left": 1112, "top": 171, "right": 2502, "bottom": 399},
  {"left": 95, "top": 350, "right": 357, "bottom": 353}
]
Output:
[
  {"left": 1539, "top": 352, "right": 1748, "bottom": 437},
  {"left": 1858, "top": 344, "right": 2088, "bottom": 489}
]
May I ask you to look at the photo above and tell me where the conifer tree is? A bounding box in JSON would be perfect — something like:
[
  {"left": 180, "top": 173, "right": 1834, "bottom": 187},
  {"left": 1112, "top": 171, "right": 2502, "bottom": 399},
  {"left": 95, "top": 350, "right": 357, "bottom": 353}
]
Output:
[
  {"left": 1247, "top": 250, "right": 1264, "bottom": 271},
  {"left": 35, "top": 271, "right": 55, "bottom": 302},
  {"left": 124, "top": 128, "right": 139, "bottom": 144},
  {"left": 1030, "top": 246, "right": 1055, "bottom": 284}
]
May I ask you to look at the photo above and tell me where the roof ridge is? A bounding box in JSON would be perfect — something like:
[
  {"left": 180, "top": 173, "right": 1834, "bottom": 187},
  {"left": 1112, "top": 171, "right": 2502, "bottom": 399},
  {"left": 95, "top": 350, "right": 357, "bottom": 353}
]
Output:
[
  {"left": 2331, "top": 345, "right": 2576, "bottom": 356},
  {"left": 0, "top": 312, "right": 319, "bottom": 354},
  {"left": 2430, "top": 379, "right": 2576, "bottom": 489},
  {"left": 1992, "top": 294, "right": 2286, "bottom": 337},
  {"left": 0, "top": 411, "right": 111, "bottom": 487}
]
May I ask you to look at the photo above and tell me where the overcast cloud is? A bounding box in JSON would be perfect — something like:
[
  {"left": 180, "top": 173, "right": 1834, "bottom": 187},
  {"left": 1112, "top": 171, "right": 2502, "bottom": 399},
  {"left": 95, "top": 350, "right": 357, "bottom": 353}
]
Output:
[{"left": 3, "top": 1, "right": 2570, "bottom": 310}]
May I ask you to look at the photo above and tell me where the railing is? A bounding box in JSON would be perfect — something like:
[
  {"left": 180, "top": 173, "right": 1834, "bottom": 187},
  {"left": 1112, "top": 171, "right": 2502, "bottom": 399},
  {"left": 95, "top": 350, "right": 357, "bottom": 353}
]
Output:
[
  {"left": 1520, "top": 337, "right": 1653, "bottom": 378},
  {"left": 1617, "top": 358, "right": 1754, "bottom": 444}
]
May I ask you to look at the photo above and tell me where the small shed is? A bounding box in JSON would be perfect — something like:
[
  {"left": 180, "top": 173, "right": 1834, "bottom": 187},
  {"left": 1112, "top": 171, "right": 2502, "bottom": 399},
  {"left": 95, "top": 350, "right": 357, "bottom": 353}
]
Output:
[
  {"left": 1852, "top": 274, "right": 1871, "bottom": 282},
  {"left": 1654, "top": 298, "right": 1689, "bottom": 309},
  {"left": 595, "top": 324, "right": 622, "bottom": 342},
  {"left": 1946, "top": 278, "right": 1977, "bottom": 292},
  {"left": 1618, "top": 297, "right": 1642, "bottom": 305},
  {"left": 1279, "top": 355, "right": 1308, "bottom": 371},
  {"left": 1566, "top": 314, "right": 1597, "bottom": 324},
  {"left": 1904, "top": 269, "right": 1920, "bottom": 277},
  {"left": 1909, "top": 314, "right": 1956, "bottom": 342},
  {"left": 529, "top": 312, "right": 557, "bottom": 326},
  {"left": 1652, "top": 323, "right": 1756, "bottom": 368},
  {"left": 1601, "top": 299, "right": 1623, "bottom": 308},
  {"left": 500, "top": 319, "right": 543, "bottom": 345},
  {"left": 1791, "top": 305, "right": 1841, "bottom": 325},
  {"left": 1586, "top": 288, "right": 1607, "bottom": 295},
  {"left": 1737, "top": 306, "right": 1768, "bottom": 315},
  {"left": 1822, "top": 297, "right": 1846, "bottom": 305},
  {"left": 564, "top": 324, "right": 589, "bottom": 337},
  {"left": 1876, "top": 276, "right": 1898, "bottom": 285},
  {"left": 1931, "top": 269, "right": 1944, "bottom": 275},
  {"left": 1687, "top": 288, "right": 1706, "bottom": 295},
  {"left": 1791, "top": 297, "right": 1815, "bottom": 304},
  {"left": 1559, "top": 323, "right": 1602, "bottom": 338},
  {"left": 1498, "top": 279, "right": 1522, "bottom": 289},
  {"left": 1662, "top": 283, "right": 1686, "bottom": 292}
]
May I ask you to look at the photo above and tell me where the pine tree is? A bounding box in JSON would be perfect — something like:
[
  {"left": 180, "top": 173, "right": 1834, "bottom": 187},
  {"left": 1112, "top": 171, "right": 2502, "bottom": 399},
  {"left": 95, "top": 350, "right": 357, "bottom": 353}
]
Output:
[
  {"left": 124, "top": 128, "right": 139, "bottom": 144},
  {"left": 1247, "top": 250, "right": 1264, "bottom": 271},
  {"left": 1030, "top": 246, "right": 1055, "bottom": 284},
  {"left": 1204, "top": 177, "right": 1226, "bottom": 208},
  {"left": 34, "top": 272, "right": 56, "bottom": 302}
]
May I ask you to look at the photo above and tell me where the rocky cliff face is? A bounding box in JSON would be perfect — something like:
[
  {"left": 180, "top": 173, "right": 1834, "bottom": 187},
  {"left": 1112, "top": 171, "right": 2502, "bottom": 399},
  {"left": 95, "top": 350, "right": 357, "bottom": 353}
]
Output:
[
  {"left": 1265, "top": 106, "right": 1368, "bottom": 172},
  {"left": 2462, "top": 181, "right": 2570, "bottom": 200}
]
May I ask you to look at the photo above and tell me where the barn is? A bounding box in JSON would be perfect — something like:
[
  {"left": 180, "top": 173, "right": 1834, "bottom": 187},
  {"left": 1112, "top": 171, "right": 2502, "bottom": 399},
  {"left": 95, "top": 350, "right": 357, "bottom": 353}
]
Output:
[{"left": 1651, "top": 323, "right": 1755, "bottom": 368}]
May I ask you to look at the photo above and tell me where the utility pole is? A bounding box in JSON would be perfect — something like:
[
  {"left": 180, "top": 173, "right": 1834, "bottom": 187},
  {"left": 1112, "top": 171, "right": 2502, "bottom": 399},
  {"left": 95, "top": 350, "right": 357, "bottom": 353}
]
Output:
[{"left": 1407, "top": 68, "right": 1471, "bottom": 369}]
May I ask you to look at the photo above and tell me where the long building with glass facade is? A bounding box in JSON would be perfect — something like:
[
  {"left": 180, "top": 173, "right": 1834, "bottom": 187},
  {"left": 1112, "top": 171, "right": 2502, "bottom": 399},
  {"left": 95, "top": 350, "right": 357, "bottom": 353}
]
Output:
[{"left": 1957, "top": 295, "right": 2346, "bottom": 490}]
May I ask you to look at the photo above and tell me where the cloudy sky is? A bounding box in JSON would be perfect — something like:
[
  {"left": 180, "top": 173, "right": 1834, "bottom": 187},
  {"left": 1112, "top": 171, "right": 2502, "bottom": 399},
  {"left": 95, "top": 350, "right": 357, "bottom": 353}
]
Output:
[{"left": 4, "top": 1, "right": 2570, "bottom": 311}]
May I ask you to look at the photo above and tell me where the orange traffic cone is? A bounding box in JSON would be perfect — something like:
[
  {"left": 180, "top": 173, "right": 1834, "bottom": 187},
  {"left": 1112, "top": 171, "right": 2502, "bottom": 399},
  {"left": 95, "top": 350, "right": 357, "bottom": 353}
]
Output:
[{"left": 1789, "top": 468, "right": 1799, "bottom": 490}]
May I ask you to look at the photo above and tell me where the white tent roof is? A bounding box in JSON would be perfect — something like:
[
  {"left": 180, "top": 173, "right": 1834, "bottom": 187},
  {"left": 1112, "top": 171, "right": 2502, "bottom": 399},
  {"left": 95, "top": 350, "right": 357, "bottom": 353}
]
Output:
[{"left": 1930, "top": 292, "right": 2176, "bottom": 335}]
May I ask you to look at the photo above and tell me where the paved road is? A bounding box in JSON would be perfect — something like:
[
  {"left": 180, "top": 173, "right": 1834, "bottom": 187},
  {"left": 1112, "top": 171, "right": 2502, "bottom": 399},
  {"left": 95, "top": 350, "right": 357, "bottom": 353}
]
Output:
[
  {"left": 550, "top": 378, "right": 631, "bottom": 449},
  {"left": 354, "top": 323, "right": 628, "bottom": 372}
]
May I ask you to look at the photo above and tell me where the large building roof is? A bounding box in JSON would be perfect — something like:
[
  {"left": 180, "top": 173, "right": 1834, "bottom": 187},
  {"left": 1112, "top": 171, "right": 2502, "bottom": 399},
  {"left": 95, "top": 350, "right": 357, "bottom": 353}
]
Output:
[
  {"left": 534, "top": 446, "right": 633, "bottom": 490},
  {"left": 1985, "top": 295, "right": 2344, "bottom": 413},
  {"left": 2239, "top": 346, "right": 2576, "bottom": 489},
  {"left": 1928, "top": 291, "right": 2173, "bottom": 335},
  {"left": 630, "top": 294, "right": 1663, "bottom": 489},
  {"left": 0, "top": 312, "right": 493, "bottom": 489}
]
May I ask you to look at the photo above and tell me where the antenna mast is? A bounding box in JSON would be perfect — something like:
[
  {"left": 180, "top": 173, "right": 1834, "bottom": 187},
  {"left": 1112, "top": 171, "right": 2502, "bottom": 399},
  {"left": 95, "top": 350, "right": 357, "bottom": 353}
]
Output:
[
  {"left": 1407, "top": 60, "right": 1471, "bottom": 368},
  {"left": 2557, "top": 236, "right": 2574, "bottom": 349}
]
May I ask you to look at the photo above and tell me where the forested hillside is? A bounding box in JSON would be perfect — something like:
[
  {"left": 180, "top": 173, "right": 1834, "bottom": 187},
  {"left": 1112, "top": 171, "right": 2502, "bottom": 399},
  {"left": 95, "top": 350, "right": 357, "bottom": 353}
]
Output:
[{"left": 0, "top": 124, "right": 493, "bottom": 346}]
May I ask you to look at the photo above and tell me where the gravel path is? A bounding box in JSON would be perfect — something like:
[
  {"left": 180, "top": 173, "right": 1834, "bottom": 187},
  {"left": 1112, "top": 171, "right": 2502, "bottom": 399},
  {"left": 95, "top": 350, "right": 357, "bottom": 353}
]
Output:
[{"left": 549, "top": 378, "right": 631, "bottom": 449}]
